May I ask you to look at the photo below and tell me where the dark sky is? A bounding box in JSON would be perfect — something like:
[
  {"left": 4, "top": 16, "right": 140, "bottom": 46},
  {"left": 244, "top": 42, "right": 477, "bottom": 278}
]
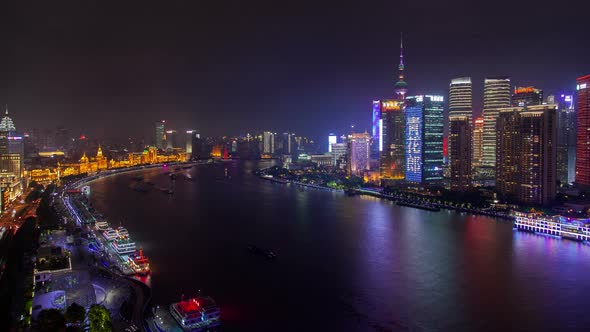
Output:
[{"left": 0, "top": 1, "right": 588, "bottom": 142}]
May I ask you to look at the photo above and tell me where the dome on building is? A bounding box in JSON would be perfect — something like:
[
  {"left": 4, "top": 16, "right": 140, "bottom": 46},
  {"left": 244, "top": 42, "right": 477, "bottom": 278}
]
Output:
[{"left": 0, "top": 108, "right": 16, "bottom": 132}]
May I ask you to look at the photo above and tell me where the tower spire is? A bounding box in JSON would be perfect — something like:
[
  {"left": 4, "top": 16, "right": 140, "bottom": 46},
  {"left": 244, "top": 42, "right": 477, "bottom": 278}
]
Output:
[{"left": 394, "top": 32, "right": 408, "bottom": 100}]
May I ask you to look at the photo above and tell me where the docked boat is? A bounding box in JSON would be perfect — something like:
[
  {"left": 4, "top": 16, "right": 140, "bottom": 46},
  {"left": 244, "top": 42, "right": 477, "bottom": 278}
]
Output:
[
  {"left": 513, "top": 210, "right": 590, "bottom": 242},
  {"left": 102, "top": 228, "right": 119, "bottom": 241},
  {"left": 95, "top": 221, "right": 109, "bottom": 231},
  {"left": 169, "top": 296, "right": 221, "bottom": 331},
  {"left": 128, "top": 249, "right": 150, "bottom": 275},
  {"left": 111, "top": 236, "right": 137, "bottom": 256}
]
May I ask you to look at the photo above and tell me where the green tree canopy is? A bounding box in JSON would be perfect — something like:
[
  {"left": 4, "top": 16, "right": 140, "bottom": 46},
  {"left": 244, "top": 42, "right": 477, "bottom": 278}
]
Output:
[
  {"left": 65, "top": 302, "right": 86, "bottom": 326},
  {"left": 88, "top": 305, "right": 113, "bottom": 332}
]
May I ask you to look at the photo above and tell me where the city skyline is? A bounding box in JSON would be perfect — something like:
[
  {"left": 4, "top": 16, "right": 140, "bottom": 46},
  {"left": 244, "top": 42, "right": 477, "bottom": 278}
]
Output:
[{"left": 0, "top": 2, "right": 588, "bottom": 140}]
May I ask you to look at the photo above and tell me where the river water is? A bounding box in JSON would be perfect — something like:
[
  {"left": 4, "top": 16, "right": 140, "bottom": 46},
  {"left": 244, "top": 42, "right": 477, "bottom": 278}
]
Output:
[{"left": 88, "top": 160, "right": 590, "bottom": 332}]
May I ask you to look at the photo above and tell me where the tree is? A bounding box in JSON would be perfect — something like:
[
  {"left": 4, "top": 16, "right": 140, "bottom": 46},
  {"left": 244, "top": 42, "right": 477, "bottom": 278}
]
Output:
[
  {"left": 88, "top": 304, "right": 113, "bottom": 332},
  {"left": 65, "top": 302, "right": 86, "bottom": 327},
  {"left": 37, "top": 308, "right": 66, "bottom": 332}
]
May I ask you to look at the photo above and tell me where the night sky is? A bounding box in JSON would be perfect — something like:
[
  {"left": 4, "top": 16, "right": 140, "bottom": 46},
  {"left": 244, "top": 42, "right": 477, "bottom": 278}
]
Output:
[{"left": 0, "top": 1, "right": 588, "bottom": 141}]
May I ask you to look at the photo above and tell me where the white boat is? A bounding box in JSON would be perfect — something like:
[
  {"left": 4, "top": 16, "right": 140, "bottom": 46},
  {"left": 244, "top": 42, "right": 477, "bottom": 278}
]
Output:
[
  {"left": 111, "top": 236, "right": 137, "bottom": 256},
  {"left": 170, "top": 296, "right": 221, "bottom": 331},
  {"left": 102, "top": 228, "right": 119, "bottom": 241},
  {"left": 513, "top": 210, "right": 590, "bottom": 242},
  {"left": 95, "top": 221, "right": 109, "bottom": 231}
]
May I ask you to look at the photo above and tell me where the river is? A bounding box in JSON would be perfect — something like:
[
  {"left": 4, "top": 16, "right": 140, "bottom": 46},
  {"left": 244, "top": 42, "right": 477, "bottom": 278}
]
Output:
[{"left": 88, "top": 160, "right": 590, "bottom": 332}]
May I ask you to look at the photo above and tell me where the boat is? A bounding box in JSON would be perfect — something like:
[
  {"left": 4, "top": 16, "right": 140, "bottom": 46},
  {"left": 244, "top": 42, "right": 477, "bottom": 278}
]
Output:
[
  {"left": 396, "top": 201, "right": 440, "bottom": 212},
  {"left": 128, "top": 249, "right": 150, "bottom": 275},
  {"left": 169, "top": 296, "right": 221, "bottom": 331},
  {"left": 116, "top": 227, "right": 130, "bottom": 238},
  {"left": 513, "top": 210, "right": 590, "bottom": 242},
  {"left": 247, "top": 245, "right": 277, "bottom": 259},
  {"left": 102, "top": 228, "right": 119, "bottom": 241},
  {"left": 111, "top": 236, "right": 137, "bottom": 256},
  {"left": 95, "top": 221, "right": 109, "bottom": 231}
]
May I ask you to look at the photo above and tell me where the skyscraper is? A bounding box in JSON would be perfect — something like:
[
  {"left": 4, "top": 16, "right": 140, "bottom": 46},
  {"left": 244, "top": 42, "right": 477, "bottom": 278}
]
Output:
[
  {"left": 347, "top": 132, "right": 371, "bottom": 176},
  {"left": 155, "top": 120, "right": 165, "bottom": 150},
  {"left": 496, "top": 105, "right": 557, "bottom": 205},
  {"left": 449, "top": 116, "right": 472, "bottom": 191},
  {"left": 379, "top": 100, "right": 405, "bottom": 183},
  {"left": 482, "top": 77, "right": 511, "bottom": 168},
  {"left": 165, "top": 130, "right": 178, "bottom": 150},
  {"left": 186, "top": 130, "right": 197, "bottom": 154},
  {"left": 263, "top": 131, "right": 276, "bottom": 154},
  {"left": 576, "top": 75, "right": 590, "bottom": 188},
  {"left": 448, "top": 77, "right": 473, "bottom": 121},
  {"left": 371, "top": 101, "right": 381, "bottom": 153},
  {"left": 394, "top": 34, "right": 408, "bottom": 101},
  {"left": 328, "top": 133, "right": 337, "bottom": 153},
  {"left": 511, "top": 86, "right": 543, "bottom": 106},
  {"left": 555, "top": 94, "right": 576, "bottom": 184},
  {"left": 405, "top": 95, "right": 444, "bottom": 184},
  {"left": 472, "top": 117, "right": 484, "bottom": 167}
]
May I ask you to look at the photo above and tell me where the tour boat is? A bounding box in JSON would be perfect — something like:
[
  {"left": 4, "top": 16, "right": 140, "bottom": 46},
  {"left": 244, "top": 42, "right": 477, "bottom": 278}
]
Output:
[
  {"left": 128, "top": 249, "right": 150, "bottom": 275},
  {"left": 513, "top": 210, "right": 590, "bottom": 242},
  {"left": 102, "top": 228, "right": 118, "bottom": 241},
  {"left": 169, "top": 296, "right": 221, "bottom": 331},
  {"left": 111, "top": 236, "right": 137, "bottom": 256}
]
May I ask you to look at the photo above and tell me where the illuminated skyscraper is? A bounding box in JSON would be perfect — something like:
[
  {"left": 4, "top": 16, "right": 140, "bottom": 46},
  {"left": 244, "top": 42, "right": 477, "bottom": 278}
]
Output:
[
  {"left": 449, "top": 77, "right": 473, "bottom": 121},
  {"left": 379, "top": 100, "right": 405, "bottom": 182},
  {"left": 482, "top": 77, "right": 511, "bottom": 167},
  {"left": 263, "top": 131, "right": 275, "bottom": 154},
  {"left": 166, "top": 130, "right": 178, "bottom": 150},
  {"left": 186, "top": 130, "right": 197, "bottom": 154},
  {"left": 472, "top": 117, "right": 484, "bottom": 167},
  {"left": 328, "top": 133, "right": 337, "bottom": 153},
  {"left": 371, "top": 101, "right": 381, "bottom": 153},
  {"left": 555, "top": 94, "right": 576, "bottom": 184},
  {"left": 347, "top": 133, "right": 371, "bottom": 176},
  {"left": 511, "top": 86, "right": 543, "bottom": 106},
  {"left": 576, "top": 75, "right": 590, "bottom": 187},
  {"left": 496, "top": 104, "right": 557, "bottom": 205},
  {"left": 405, "top": 95, "right": 444, "bottom": 184},
  {"left": 155, "top": 120, "right": 165, "bottom": 150},
  {"left": 331, "top": 142, "right": 348, "bottom": 170},
  {"left": 449, "top": 116, "right": 472, "bottom": 191}
]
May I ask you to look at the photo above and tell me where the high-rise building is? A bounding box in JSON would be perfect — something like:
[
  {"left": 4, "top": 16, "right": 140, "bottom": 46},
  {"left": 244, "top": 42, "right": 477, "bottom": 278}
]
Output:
[
  {"left": 472, "top": 117, "right": 484, "bottom": 167},
  {"left": 331, "top": 142, "right": 348, "bottom": 169},
  {"left": 496, "top": 105, "right": 557, "bottom": 205},
  {"left": 371, "top": 101, "right": 381, "bottom": 152},
  {"left": 328, "top": 133, "right": 337, "bottom": 153},
  {"left": 482, "top": 77, "right": 511, "bottom": 167},
  {"left": 263, "top": 131, "right": 276, "bottom": 154},
  {"left": 555, "top": 94, "right": 576, "bottom": 184},
  {"left": 186, "top": 130, "right": 197, "bottom": 154},
  {"left": 347, "top": 132, "right": 371, "bottom": 176},
  {"left": 165, "top": 130, "right": 178, "bottom": 150},
  {"left": 576, "top": 75, "right": 590, "bottom": 188},
  {"left": 155, "top": 120, "right": 165, "bottom": 150},
  {"left": 511, "top": 86, "right": 543, "bottom": 106},
  {"left": 0, "top": 109, "right": 23, "bottom": 179},
  {"left": 449, "top": 116, "right": 472, "bottom": 191},
  {"left": 379, "top": 100, "right": 405, "bottom": 182},
  {"left": 449, "top": 77, "right": 473, "bottom": 121},
  {"left": 404, "top": 95, "right": 445, "bottom": 184},
  {"left": 281, "top": 133, "right": 295, "bottom": 155}
]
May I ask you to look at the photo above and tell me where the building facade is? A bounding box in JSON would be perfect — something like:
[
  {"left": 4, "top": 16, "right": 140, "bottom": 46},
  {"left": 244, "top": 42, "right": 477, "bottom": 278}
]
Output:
[
  {"left": 449, "top": 116, "right": 472, "bottom": 191},
  {"left": 449, "top": 77, "right": 473, "bottom": 121},
  {"left": 511, "top": 86, "right": 543, "bottom": 106},
  {"left": 379, "top": 100, "right": 405, "bottom": 182},
  {"left": 555, "top": 94, "right": 576, "bottom": 184},
  {"left": 404, "top": 95, "right": 444, "bottom": 184},
  {"left": 347, "top": 133, "right": 371, "bottom": 177},
  {"left": 576, "top": 75, "right": 590, "bottom": 188},
  {"left": 482, "top": 77, "right": 511, "bottom": 168},
  {"left": 496, "top": 105, "right": 557, "bottom": 205},
  {"left": 155, "top": 120, "right": 165, "bottom": 150},
  {"left": 472, "top": 117, "right": 484, "bottom": 167}
]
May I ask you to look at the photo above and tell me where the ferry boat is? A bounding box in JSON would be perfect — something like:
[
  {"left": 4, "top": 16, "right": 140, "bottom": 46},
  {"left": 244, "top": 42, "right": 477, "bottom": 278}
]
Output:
[
  {"left": 102, "top": 228, "right": 119, "bottom": 241},
  {"left": 111, "top": 236, "right": 137, "bottom": 256},
  {"left": 513, "top": 210, "right": 590, "bottom": 242},
  {"left": 116, "top": 227, "right": 130, "bottom": 238},
  {"left": 128, "top": 249, "right": 150, "bottom": 275},
  {"left": 95, "top": 221, "right": 109, "bottom": 231},
  {"left": 169, "top": 296, "right": 221, "bottom": 331}
]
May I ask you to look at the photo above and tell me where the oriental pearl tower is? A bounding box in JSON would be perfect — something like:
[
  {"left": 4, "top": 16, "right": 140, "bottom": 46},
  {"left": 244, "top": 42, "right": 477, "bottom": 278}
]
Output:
[{"left": 394, "top": 33, "right": 408, "bottom": 101}]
